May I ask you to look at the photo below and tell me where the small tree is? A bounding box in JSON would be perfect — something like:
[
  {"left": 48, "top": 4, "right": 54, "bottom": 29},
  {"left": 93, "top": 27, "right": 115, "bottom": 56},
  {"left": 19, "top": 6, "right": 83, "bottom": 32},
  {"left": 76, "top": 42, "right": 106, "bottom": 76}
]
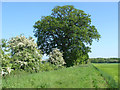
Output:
[
  {"left": 49, "top": 48, "right": 66, "bottom": 67},
  {"left": 8, "top": 35, "right": 42, "bottom": 72}
]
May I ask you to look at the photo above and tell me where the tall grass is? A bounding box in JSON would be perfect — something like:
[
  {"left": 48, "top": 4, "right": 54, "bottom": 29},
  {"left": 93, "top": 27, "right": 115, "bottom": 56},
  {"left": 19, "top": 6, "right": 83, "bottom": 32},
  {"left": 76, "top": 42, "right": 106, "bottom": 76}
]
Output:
[{"left": 2, "top": 64, "right": 109, "bottom": 88}]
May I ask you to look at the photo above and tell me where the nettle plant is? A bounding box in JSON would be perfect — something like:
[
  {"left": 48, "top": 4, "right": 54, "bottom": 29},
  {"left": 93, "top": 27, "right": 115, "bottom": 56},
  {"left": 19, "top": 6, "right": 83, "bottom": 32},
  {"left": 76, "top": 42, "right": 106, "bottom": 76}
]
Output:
[
  {"left": 49, "top": 48, "right": 66, "bottom": 67},
  {"left": 8, "top": 35, "right": 42, "bottom": 73}
]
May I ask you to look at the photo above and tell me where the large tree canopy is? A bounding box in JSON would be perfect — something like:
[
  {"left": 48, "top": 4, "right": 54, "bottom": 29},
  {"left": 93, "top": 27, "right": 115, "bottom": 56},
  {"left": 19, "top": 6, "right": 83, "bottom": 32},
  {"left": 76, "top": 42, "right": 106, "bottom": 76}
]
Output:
[{"left": 33, "top": 5, "right": 101, "bottom": 66}]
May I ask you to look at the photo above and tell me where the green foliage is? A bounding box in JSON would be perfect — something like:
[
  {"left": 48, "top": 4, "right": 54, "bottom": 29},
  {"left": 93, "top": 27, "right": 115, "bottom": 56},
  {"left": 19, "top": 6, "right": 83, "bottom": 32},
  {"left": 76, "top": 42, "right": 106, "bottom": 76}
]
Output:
[
  {"left": 39, "top": 62, "right": 59, "bottom": 72},
  {"left": 1, "top": 35, "right": 42, "bottom": 75},
  {"left": 8, "top": 35, "right": 42, "bottom": 72},
  {"left": 0, "top": 39, "right": 13, "bottom": 75},
  {"left": 33, "top": 5, "right": 101, "bottom": 66},
  {"left": 0, "top": 39, "right": 10, "bottom": 66},
  {"left": 49, "top": 48, "right": 66, "bottom": 67},
  {"left": 74, "top": 53, "right": 89, "bottom": 65}
]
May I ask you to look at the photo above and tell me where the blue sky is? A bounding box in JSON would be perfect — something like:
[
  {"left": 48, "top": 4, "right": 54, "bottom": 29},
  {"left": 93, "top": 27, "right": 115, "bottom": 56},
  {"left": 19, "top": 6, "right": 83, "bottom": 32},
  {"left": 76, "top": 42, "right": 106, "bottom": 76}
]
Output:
[{"left": 2, "top": 2, "right": 118, "bottom": 59}]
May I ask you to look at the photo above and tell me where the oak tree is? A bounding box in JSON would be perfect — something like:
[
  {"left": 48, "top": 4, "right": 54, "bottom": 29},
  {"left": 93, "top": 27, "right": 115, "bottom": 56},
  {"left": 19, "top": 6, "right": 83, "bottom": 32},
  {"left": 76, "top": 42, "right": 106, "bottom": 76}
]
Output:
[{"left": 33, "top": 5, "right": 101, "bottom": 66}]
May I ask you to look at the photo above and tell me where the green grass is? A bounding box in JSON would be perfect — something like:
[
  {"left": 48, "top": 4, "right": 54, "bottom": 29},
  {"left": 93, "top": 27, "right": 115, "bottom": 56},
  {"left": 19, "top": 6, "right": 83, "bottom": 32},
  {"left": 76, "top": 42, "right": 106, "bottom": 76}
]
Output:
[
  {"left": 92, "top": 63, "right": 118, "bottom": 83},
  {"left": 2, "top": 64, "right": 109, "bottom": 88}
]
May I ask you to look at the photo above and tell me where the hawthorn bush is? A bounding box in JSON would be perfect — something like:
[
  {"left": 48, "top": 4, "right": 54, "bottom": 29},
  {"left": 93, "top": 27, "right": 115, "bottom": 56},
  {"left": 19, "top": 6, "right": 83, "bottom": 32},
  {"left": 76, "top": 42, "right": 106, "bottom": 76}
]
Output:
[
  {"left": 0, "top": 35, "right": 43, "bottom": 75},
  {"left": 8, "top": 35, "right": 42, "bottom": 73},
  {"left": 1, "top": 35, "right": 67, "bottom": 76},
  {"left": 49, "top": 48, "right": 66, "bottom": 67},
  {"left": 0, "top": 39, "right": 12, "bottom": 76}
]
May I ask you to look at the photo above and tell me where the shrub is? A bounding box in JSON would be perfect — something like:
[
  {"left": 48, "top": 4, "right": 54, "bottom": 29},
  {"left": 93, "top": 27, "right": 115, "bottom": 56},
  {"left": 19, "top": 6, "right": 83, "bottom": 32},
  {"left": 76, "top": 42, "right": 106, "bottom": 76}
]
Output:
[
  {"left": 0, "top": 39, "right": 13, "bottom": 76},
  {"left": 1, "top": 35, "right": 42, "bottom": 73},
  {"left": 49, "top": 48, "right": 66, "bottom": 67},
  {"left": 39, "top": 63, "right": 57, "bottom": 72}
]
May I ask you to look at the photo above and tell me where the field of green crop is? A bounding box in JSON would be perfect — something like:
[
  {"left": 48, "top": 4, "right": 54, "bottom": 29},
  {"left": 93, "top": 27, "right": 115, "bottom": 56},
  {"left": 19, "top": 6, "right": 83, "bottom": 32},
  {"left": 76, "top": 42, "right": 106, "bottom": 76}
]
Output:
[
  {"left": 93, "top": 63, "right": 118, "bottom": 83},
  {"left": 2, "top": 64, "right": 110, "bottom": 88}
]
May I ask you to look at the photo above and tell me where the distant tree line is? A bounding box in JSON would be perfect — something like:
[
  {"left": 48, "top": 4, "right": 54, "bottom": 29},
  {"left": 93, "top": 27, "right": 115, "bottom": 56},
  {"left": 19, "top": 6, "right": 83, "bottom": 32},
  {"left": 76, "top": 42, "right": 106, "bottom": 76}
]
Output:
[{"left": 89, "top": 58, "right": 120, "bottom": 63}]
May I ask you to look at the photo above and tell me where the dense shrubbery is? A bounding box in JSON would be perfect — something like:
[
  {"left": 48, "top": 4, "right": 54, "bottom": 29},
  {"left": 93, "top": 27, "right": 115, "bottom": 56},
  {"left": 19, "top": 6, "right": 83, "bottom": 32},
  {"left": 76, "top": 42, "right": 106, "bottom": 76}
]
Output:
[
  {"left": 8, "top": 35, "right": 42, "bottom": 72},
  {"left": 89, "top": 58, "right": 120, "bottom": 63},
  {"left": 0, "top": 39, "right": 12, "bottom": 75},
  {"left": 0, "top": 35, "right": 66, "bottom": 76},
  {"left": 39, "top": 62, "right": 61, "bottom": 72},
  {"left": 73, "top": 53, "right": 89, "bottom": 65},
  {"left": 0, "top": 35, "right": 43, "bottom": 75},
  {"left": 48, "top": 48, "right": 66, "bottom": 67}
]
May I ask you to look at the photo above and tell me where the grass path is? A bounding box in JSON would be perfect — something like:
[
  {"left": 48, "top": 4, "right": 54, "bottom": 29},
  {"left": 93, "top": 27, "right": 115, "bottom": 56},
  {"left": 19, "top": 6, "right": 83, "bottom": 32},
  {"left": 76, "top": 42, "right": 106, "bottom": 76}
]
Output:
[{"left": 2, "top": 64, "right": 109, "bottom": 88}]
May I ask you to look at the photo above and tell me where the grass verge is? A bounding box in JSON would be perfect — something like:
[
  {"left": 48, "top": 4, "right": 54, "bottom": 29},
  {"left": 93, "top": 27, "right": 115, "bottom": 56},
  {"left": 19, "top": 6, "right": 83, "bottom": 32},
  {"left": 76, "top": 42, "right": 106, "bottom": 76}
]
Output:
[{"left": 2, "top": 64, "right": 109, "bottom": 88}]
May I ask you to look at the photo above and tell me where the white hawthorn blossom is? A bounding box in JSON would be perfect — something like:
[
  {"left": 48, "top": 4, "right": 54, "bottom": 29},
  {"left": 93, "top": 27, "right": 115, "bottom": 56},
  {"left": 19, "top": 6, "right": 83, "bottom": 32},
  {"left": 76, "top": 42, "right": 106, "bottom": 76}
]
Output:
[
  {"left": 49, "top": 48, "right": 66, "bottom": 67},
  {"left": 6, "top": 67, "right": 13, "bottom": 74},
  {"left": 1, "top": 70, "right": 8, "bottom": 76},
  {"left": 7, "top": 34, "right": 42, "bottom": 72}
]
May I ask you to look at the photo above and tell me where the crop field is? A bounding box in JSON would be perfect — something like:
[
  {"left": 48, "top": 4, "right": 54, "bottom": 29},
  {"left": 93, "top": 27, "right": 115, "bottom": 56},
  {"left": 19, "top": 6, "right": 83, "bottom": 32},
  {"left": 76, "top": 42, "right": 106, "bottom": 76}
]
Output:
[
  {"left": 2, "top": 64, "right": 110, "bottom": 88},
  {"left": 93, "top": 63, "right": 119, "bottom": 83}
]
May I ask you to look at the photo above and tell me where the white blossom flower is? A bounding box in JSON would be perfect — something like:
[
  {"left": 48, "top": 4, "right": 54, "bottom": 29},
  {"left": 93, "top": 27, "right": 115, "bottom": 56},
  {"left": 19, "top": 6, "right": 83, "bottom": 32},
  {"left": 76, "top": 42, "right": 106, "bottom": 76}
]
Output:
[
  {"left": 1, "top": 69, "right": 8, "bottom": 75},
  {"left": 7, "top": 67, "right": 13, "bottom": 74},
  {"left": 24, "top": 62, "right": 27, "bottom": 65}
]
